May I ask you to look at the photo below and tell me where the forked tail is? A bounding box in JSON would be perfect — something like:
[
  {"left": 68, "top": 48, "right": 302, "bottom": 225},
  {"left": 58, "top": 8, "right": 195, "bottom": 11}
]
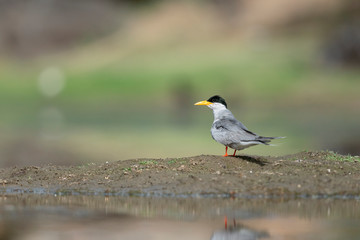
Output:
[{"left": 256, "top": 136, "right": 285, "bottom": 145}]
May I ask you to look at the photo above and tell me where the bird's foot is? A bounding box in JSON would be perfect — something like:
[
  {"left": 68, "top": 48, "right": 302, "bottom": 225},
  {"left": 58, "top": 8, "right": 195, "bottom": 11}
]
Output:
[{"left": 223, "top": 146, "right": 229, "bottom": 157}]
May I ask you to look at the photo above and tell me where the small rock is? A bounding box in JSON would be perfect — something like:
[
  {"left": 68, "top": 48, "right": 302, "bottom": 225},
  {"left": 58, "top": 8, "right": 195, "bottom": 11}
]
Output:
[
  {"left": 215, "top": 170, "right": 221, "bottom": 175},
  {"left": 177, "top": 165, "right": 185, "bottom": 171},
  {"left": 0, "top": 179, "right": 7, "bottom": 184}
]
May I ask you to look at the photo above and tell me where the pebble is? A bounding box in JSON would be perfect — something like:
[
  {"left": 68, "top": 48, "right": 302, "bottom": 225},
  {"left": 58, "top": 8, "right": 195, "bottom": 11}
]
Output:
[
  {"left": 0, "top": 179, "right": 7, "bottom": 184},
  {"left": 177, "top": 165, "right": 185, "bottom": 171}
]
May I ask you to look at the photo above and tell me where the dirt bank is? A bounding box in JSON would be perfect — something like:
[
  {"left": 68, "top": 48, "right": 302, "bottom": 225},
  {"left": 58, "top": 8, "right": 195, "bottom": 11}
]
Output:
[{"left": 0, "top": 151, "right": 359, "bottom": 198}]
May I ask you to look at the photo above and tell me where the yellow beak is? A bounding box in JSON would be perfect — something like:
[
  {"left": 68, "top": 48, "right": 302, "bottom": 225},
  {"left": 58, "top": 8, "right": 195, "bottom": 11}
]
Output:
[{"left": 194, "top": 100, "right": 212, "bottom": 106}]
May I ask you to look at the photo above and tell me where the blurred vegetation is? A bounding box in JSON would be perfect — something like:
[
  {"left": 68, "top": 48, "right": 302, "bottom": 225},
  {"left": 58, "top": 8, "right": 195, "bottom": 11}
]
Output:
[{"left": 0, "top": 0, "right": 359, "bottom": 166}]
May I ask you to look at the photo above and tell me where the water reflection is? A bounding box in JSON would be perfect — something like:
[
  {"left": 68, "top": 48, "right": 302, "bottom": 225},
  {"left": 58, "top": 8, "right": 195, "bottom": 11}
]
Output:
[
  {"left": 0, "top": 195, "right": 360, "bottom": 240},
  {"left": 211, "top": 217, "right": 269, "bottom": 240}
]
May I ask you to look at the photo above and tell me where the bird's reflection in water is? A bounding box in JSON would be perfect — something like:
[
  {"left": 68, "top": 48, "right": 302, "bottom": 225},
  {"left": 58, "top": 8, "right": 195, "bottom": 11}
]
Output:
[{"left": 211, "top": 217, "right": 269, "bottom": 240}]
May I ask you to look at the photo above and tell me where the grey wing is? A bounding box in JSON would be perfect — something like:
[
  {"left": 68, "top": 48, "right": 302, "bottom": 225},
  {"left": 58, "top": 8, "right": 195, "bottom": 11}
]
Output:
[{"left": 213, "top": 118, "right": 258, "bottom": 144}]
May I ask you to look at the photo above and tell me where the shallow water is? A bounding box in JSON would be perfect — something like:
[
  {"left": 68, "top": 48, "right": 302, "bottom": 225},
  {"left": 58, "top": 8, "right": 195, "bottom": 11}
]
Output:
[{"left": 0, "top": 194, "right": 359, "bottom": 240}]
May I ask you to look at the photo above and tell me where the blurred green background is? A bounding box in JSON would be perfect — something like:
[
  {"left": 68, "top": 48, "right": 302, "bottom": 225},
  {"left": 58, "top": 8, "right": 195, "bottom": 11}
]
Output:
[{"left": 0, "top": 0, "right": 359, "bottom": 167}]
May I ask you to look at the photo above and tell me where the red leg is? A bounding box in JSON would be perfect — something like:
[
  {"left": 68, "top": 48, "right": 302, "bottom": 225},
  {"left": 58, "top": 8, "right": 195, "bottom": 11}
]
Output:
[
  {"left": 223, "top": 146, "right": 228, "bottom": 157},
  {"left": 224, "top": 216, "right": 228, "bottom": 230},
  {"left": 232, "top": 150, "right": 237, "bottom": 156}
]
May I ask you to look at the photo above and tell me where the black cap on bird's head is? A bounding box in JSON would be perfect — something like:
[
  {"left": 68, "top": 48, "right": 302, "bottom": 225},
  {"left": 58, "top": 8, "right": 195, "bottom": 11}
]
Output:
[
  {"left": 194, "top": 95, "right": 228, "bottom": 108},
  {"left": 207, "top": 95, "right": 227, "bottom": 108}
]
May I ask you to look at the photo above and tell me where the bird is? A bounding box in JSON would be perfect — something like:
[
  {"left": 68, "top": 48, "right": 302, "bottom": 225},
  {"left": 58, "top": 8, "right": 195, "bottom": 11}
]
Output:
[{"left": 194, "top": 95, "right": 283, "bottom": 157}]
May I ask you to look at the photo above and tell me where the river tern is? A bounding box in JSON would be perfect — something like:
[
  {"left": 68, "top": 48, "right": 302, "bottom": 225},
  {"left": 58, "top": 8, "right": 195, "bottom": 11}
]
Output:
[{"left": 195, "top": 95, "right": 283, "bottom": 157}]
